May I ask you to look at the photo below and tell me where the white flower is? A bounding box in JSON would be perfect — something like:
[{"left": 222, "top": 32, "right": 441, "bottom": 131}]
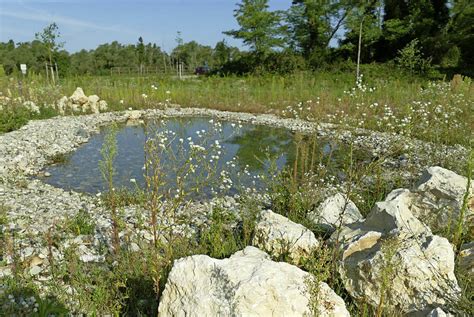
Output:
[
  {"left": 119, "top": 100, "right": 124, "bottom": 104},
  {"left": 130, "top": 178, "right": 136, "bottom": 183},
  {"left": 166, "top": 90, "right": 171, "bottom": 94}
]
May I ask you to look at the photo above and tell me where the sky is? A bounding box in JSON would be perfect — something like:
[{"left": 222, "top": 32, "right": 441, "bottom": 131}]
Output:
[{"left": 0, "top": 0, "right": 293, "bottom": 53}]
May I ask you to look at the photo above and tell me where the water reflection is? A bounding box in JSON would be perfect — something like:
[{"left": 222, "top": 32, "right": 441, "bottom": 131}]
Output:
[{"left": 40, "top": 118, "right": 296, "bottom": 194}]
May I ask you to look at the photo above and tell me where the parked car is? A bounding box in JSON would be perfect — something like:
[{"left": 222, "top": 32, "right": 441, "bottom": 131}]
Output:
[{"left": 195, "top": 65, "right": 210, "bottom": 75}]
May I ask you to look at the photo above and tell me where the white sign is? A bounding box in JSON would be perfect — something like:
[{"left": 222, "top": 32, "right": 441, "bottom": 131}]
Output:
[{"left": 20, "top": 64, "right": 27, "bottom": 75}]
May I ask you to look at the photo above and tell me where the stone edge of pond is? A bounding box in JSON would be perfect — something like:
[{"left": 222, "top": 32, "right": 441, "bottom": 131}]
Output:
[
  {"left": 0, "top": 106, "right": 469, "bottom": 267},
  {"left": 0, "top": 106, "right": 468, "bottom": 181}
]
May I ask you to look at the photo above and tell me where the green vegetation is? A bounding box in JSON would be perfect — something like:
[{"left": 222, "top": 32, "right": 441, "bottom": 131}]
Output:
[
  {"left": 65, "top": 209, "right": 95, "bottom": 236},
  {"left": 1, "top": 67, "right": 472, "bottom": 147}
]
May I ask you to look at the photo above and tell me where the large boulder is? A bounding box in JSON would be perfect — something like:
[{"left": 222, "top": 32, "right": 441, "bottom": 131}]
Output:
[
  {"left": 158, "top": 246, "right": 349, "bottom": 316},
  {"left": 87, "top": 95, "right": 100, "bottom": 114},
  {"left": 333, "top": 189, "right": 460, "bottom": 315},
  {"left": 412, "top": 166, "right": 473, "bottom": 233},
  {"left": 308, "top": 193, "right": 363, "bottom": 232},
  {"left": 56, "top": 96, "right": 68, "bottom": 115},
  {"left": 69, "top": 87, "right": 88, "bottom": 105},
  {"left": 252, "top": 210, "right": 319, "bottom": 264}
]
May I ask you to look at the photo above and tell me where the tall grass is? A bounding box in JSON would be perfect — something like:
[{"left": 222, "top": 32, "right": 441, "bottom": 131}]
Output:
[{"left": 1, "top": 64, "right": 472, "bottom": 146}]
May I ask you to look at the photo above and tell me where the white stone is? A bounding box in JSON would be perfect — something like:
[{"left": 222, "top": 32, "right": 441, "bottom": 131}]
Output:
[
  {"left": 412, "top": 166, "right": 473, "bottom": 232},
  {"left": 29, "top": 265, "right": 43, "bottom": 276},
  {"left": 71, "top": 101, "right": 81, "bottom": 113},
  {"left": 88, "top": 95, "right": 100, "bottom": 114},
  {"left": 81, "top": 102, "right": 90, "bottom": 113},
  {"left": 127, "top": 110, "right": 142, "bottom": 120},
  {"left": 98, "top": 100, "right": 108, "bottom": 112},
  {"left": 88, "top": 95, "right": 100, "bottom": 103},
  {"left": 308, "top": 193, "right": 363, "bottom": 231},
  {"left": 69, "top": 87, "right": 88, "bottom": 105},
  {"left": 158, "top": 246, "right": 349, "bottom": 317},
  {"left": 335, "top": 188, "right": 461, "bottom": 314},
  {"left": 252, "top": 209, "right": 319, "bottom": 264},
  {"left": 364, "top": 188, "right": 428, "bottom": 237},
  {"left": 426, "top": 307, "right": 454, "bottom": 317},
  {"left": 56, "top": 96, "right": 68, "bottom": 115}
]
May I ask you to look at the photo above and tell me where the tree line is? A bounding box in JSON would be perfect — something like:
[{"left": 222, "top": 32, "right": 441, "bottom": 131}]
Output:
[{"left": 1, "top": 0, "right": 472, "bottom": 77}]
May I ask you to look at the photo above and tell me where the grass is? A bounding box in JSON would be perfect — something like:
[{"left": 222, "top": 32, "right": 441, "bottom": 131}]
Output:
[
  {"left": 65, "top": 209, "right": 95, "bottom": 236},
  {"left": 1, "top": 63, "right": 472, "bottom": 146}
]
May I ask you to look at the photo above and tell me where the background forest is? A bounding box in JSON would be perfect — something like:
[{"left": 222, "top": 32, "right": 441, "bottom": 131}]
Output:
[{"left": 1, "top": 0, "right": 473, "bottom": 78}]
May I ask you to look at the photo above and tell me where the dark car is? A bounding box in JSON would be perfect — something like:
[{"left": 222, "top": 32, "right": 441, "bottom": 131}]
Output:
[{"left": 195, "top": 65, "right": 210, "bottom": 75}]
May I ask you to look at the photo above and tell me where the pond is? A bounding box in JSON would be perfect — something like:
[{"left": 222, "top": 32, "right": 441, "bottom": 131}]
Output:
[{"left": 39, "top": 117, "right": 343, "bottom": 197}]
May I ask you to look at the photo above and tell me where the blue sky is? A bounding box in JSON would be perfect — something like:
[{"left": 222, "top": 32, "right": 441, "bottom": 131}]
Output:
[{"left": 0, "top": 0, "right": 292, "bottom": 52}]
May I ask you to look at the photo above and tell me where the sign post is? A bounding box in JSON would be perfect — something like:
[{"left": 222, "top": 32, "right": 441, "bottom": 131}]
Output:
[
  {"left": 20, "top": 64, "right": 27, "bottom": 75},
  {"left": 19, "top": 64, "right": 27, "bottom": 97}
]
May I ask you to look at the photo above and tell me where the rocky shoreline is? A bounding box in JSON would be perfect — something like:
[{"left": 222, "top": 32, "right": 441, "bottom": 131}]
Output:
[{"left": 0, "top": 107, "right": 469, "bottom": 236}]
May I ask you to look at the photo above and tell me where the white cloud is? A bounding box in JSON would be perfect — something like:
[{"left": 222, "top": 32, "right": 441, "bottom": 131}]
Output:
[{"left": 0, "top": 1, "right": 137, "bottom": 35}]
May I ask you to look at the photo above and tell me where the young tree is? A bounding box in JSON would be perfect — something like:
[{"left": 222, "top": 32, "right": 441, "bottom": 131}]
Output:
[
  {"left": 35, "top": 23, "right": 63, "bottom": 83},
  {"left": 137, "top": 36, "right": 145, "bottom": 73},
  {"left": 224, "top": 0, "right": 286, "bottom": 58}
]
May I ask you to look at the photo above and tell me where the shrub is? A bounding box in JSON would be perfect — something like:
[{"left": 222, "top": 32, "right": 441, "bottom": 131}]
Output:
[
  {"left": 395, "top": 39, "right": 433, "bottom": 75},
  {"left": 65, "top": 209, "right": 95, "bottom": 236}
]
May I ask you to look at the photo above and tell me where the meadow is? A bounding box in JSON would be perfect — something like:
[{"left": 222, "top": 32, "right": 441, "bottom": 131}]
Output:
[{"left": 1, "top": 64, "right": 472, "bottom": 146}]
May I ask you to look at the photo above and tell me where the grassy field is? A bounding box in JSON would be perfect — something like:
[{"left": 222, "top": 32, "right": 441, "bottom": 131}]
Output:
[{"left": 1, "top": 64, "right": 473, "bottom": 145}]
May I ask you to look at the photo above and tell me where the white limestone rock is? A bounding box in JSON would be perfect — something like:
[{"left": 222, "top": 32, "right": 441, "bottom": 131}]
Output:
[
  {"left": 88, "top": 95, "right": 100, "bottom": 114},
  {"left": 308, "top": 193, "right": 363, "bottom": 231},
  {"left": 252, "top": 209, "right": 319, "bottom": 264},
  {"left": 334, "top": 189, "right": 460, "bottom": 315},
  {"left": 426, "top": 307, "right": 454, "bottom": 317},
  {"left": 412, "top": 166, "right": 473, "bottom": 232},
  {"left": 158, "top": 246, "right": 349, "bottom": 317},
  {"left": 56, "top": 96, "right": 68, "bottom": 115},
  {"left": 69, "top": 87, "right": 88, "bottom": 105}
]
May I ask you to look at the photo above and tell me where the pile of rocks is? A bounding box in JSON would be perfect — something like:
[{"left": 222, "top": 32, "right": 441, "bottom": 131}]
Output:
[
  {"left": 56, "top": 87, "right": 108, "bottom": 115},
  {"left": 158, "top": 166, "right": 473, "bottom": 316}
]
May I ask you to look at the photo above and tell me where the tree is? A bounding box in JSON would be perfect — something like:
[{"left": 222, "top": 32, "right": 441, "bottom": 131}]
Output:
[
  {"left": 445, "top": 0, "right": 474, "bottom": 71},
  {"left": 377, "top": 0, "right": 450, "bottom": 62},
  {"left": 287, "top": 0, "right": 358, "bottom": 66},
  {"left": 35, "top": 23, "right": 63, "bottom": 82},
  {"left": 137, "top": 36, "right": 145, "bottom": 73},
  {"left": 338, "top": 1, "right": 383, "bottom": 70},
  {"left": 224, "top": 0, "right": 286, "bottom": 58},
  {"left": 171, "top": 41, "right": 213, "bottom": 70}
]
